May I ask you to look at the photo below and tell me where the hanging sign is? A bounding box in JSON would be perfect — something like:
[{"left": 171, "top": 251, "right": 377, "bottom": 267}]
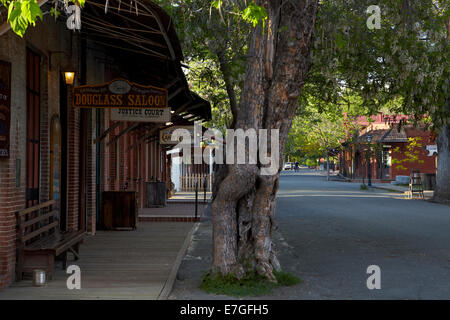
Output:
[
  {"left": 0, "top": 60, "right": 11, "bottom": 158},
  {"left": 110, "top": 107, "right": 171, "bottom": 123},
  {"left": 426, "top": 145, "right": 437, "bottom": 156},
  {"left": 73, "top": 79, "right": 168, "bottom": 109},
  {"left": 160, "top": 126, "right": 194, "bottom": 145}
]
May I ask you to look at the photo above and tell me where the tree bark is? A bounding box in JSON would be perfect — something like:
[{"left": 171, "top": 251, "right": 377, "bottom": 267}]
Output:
[
  {"left": 211, "top": 0, "right": 319, "bottom": 281},
  {"left": 434, "top": 18, "right": 450, "bottom": 203},
  {"left": 433, "top": 99, "right": 450, "bottom": 203}
]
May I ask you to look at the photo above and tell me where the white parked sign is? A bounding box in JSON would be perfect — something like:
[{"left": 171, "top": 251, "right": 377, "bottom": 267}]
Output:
[{"left": 426, "top": 145, "right": 437, "bottom": 156}]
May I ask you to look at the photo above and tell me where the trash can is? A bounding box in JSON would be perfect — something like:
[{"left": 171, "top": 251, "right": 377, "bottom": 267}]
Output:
[
  {"left": 100, "top": 191, "right": 138, "bottom": 230},
  {"left": 420, "top": 173, "right": 436, "bottom": 190},
  {"left": 146, "top": 182, "right": 167, "bottom": 207}
]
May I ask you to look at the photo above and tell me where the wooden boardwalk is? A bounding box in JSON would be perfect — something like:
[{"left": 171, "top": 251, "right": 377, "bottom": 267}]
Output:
[
  {"left": 139, "top": 203, "right": 208, "bottom": 218},
  {"left": 0, "top": 222, "right": 194, "bottom": 300},
  {"left": 169, "top": 191, "right": 212, "bottom": 201}
]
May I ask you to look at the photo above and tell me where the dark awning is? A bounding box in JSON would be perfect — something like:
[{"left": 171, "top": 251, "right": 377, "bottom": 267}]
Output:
[{"left": 79, "top": 0, "right": 211, "bottom": 121}]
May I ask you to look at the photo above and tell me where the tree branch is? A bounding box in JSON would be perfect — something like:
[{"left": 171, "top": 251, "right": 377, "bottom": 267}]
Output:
[{"left": 217, "top": 50, "right": 239, "bottom": 127}]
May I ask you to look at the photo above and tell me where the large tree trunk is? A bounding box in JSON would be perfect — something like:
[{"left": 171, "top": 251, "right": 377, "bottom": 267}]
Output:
[
  {"left": 434, "top": 20, "right": 450, "bottom": 203},
  {"left": 211, "top": 0, "right": 318, "bottom": 281},
  {"left": 433, "top": 99, "right": 450, "bottom": 203}
]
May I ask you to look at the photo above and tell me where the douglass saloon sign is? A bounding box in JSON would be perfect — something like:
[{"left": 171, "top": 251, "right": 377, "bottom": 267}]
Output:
[{"left": 73, "top": 79, "right": 170, "bottom": 123}]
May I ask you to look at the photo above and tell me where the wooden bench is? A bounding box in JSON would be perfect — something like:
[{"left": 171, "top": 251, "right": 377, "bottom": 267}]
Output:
[{"left": 16, "top": 200, "right": 85, "bottom": 281}]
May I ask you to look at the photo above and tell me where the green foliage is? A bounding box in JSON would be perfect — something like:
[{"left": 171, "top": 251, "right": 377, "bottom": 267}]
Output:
[
  {"left": 1, "top": 0, "right": 85, "bottom": 37},
  {"left": 187, "top": 60, "right": 234, "bottom": 131},
  {"left": 293, "top": 0, "right": 448, "bottom": 166},
  {"left": 200, "top": 270, "right": 301, "bottom": 297},
  {"left": 305, "top": 159, "right": 317, "bottom": 167},
  {"left": 360, "top": 184, "right": 368, "bottom": 190},
  {"left": 274, "top": 270, "right": 301, "bottom": 286},
  {"left": 391, "top": 137, "right": 425, "bottom": 171},
  {"left": 154, "top": 0, "right": 255, "bottom": 130},
  {"left": 242, "top": 2, "right": 267, "bottom": 28},
  {"left": 307, "top": 0, "right": 449, "bottom": 130},
  {"left": 286, "top": 91, "right": 359, "bottom": 161},
  {"left": 6, "top": 0, "right": 42, "bottom": 37},
  {"left": 211, "top": 0, "right": 222, "bottom": 9},
  {"left": 50, "top": 7, "right": 60, "bottom": 19}
]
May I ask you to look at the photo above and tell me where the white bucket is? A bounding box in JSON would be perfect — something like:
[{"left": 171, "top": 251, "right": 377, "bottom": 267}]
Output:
[{"left": 33, "top": 269, "right": 47, "bottom": 287}]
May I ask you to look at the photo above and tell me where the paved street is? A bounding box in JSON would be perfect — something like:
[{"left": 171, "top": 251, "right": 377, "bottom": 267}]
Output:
[
  {"left": 170, "top": 168, "right": 450, "bottom": 300},
  {"left": 274, "top": 169, "right": 450, "bottom": 299}
]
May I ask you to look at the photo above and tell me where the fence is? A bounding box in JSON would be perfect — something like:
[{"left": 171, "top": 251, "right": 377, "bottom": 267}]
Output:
[{"left": 181, "top": 173, "right": 214, "bottom": 192}]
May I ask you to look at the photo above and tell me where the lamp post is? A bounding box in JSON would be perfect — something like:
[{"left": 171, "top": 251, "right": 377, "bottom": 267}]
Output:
[{"left": 366, "top": 134, "right": 373, "bottom": 187}]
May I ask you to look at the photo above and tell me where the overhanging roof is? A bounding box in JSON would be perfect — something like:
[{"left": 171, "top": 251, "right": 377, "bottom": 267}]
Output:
[
  {"left": 357, "top": 128, "right": 408, "bottom": 144},
  {"left": 1, "top": 0, "right": 211, "bottom": 127},
  {"left": 79, "top": 0, "right": 210, "bottom": 121},
  {"left": 82, "top": 0, "right": 183, "bottom": 62}
]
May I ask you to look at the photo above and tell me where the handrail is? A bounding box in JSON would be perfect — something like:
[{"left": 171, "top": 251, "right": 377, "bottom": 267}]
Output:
[{"left": 17, "top": 200, "right": 55, "bottom": 217}]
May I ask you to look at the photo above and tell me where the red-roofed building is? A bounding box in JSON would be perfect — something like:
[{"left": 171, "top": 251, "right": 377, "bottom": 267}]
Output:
[{"left": 340, "top": 113, "right": 437, "bottom": 182}]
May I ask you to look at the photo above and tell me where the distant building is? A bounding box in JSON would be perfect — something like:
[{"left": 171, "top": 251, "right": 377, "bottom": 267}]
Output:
[{"left": 339, "top": 113, "right": 437, "bottom": 181}]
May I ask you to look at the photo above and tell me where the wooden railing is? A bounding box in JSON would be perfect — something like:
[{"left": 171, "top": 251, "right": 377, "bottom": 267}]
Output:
[{"left": 181, "top": 173, "right": 214, "bottom": 191}]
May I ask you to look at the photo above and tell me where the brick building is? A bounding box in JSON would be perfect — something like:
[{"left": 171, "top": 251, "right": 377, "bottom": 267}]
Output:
[
  {"left": 340, "top": 113, "right": 437, "bottom": 181},
  {"left": 0, "top": 0, "right": 210, "bottom": 289}
]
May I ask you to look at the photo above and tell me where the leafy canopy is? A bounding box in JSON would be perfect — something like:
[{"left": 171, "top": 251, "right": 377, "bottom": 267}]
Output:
[{"left": 1, "top": 0, "right": 86, "bottom": 37}]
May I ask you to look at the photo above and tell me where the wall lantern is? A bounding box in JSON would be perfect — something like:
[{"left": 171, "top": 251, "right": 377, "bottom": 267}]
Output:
[
  {"left": 63, "top": 71, "right": 76, "bottom": 85},
  {"left": 366, "top": 134, "right": 373, "bottom": 143}
]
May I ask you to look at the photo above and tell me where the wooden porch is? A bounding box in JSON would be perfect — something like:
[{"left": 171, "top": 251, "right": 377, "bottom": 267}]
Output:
[{"left": 0, "top": 222, "right": 194, "bottom": 300}]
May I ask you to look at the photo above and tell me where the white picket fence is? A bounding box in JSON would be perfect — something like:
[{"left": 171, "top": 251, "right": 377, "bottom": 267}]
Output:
[{"left": 181, "top": 173, "right": 214, "bottom": 191}]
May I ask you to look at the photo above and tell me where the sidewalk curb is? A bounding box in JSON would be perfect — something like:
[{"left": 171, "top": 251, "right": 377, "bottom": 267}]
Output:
[
  {"left": 371, "top": 186, "right": 406, "bottom": 194},
  {"left": 371, "top": 186, "right": 436, "bottom": 201},
  {"left": 157, "top": 222, "right": 200, "bottom": 300}
]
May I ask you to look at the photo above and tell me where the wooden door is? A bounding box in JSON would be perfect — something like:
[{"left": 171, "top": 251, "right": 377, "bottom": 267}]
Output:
[
  {"left": 26, "top": 49, "right": 40, "bottom": 208},
  {"left": 101, "top": 192, "right": 137, "bottom": 230}
]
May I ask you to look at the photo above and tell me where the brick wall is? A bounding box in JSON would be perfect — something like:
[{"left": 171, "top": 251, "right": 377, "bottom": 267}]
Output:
[
  {"left": 0, "top": 33, "right": 26, "bottom": 290},
  {"left": 86, "top": 110, "right": 96, "bottom": 234},
  {"left": 66, "top": 88, "right": 80, "bottom": 232},
  {"left": 39, "top": 58, "right": 50, "bottom": 204},
  {"left": 390, "top": 129, "right": 437, "bottom": 178},
  {"left": 0, "top": 128, "right": 25, "bottom": 289}
]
